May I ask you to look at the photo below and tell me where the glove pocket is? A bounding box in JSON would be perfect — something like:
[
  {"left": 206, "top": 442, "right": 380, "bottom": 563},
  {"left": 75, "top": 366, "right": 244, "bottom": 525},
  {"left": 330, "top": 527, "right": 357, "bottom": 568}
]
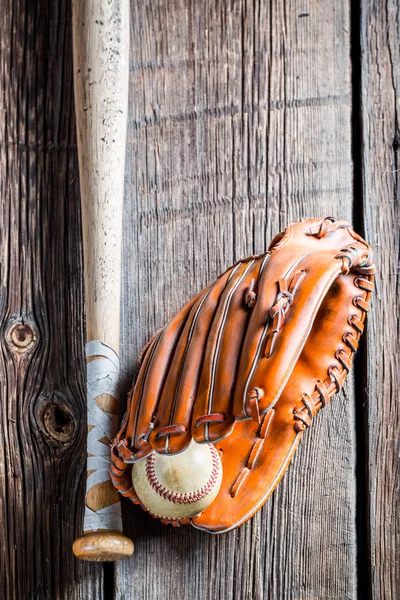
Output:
[{"left": 192, "top": 407, "right": 301, "bottom": 533}]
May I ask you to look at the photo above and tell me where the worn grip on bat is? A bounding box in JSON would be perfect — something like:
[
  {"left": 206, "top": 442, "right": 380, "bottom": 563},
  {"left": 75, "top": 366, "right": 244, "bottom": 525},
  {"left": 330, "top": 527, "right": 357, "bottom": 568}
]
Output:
[{"left": 71, "top": 0, "right": 133, "bottom": 561}]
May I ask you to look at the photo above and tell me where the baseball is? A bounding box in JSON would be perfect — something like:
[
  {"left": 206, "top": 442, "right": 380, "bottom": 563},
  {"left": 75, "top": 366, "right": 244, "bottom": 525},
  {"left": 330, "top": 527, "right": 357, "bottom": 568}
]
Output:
[{"left": 131, "top": 440, "right": 222, "bottom": 520}]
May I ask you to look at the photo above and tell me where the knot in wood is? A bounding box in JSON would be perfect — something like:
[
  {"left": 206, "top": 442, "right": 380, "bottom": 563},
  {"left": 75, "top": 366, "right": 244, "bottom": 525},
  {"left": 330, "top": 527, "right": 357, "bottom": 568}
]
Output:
[
  {"left": 36, "top": 392, "right": 77, "bottom": 445},
  {"left": 6, "top": 321, "right": 38, "bottom": 354}
]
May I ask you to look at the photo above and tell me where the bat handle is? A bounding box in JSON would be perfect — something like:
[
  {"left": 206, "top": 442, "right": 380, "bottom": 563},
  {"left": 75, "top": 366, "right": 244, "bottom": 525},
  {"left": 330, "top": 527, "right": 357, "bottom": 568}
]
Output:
[
  {"left": 72, "top": 343, "right": 134, "bottom": 562},
  {"left": 71, "top": 0, "right": 133, "bottom": 561}
]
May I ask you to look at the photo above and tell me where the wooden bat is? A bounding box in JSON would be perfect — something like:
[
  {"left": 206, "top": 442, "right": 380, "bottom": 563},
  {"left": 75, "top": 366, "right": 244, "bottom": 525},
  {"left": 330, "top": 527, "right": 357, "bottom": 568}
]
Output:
[{"left": 71, "top": 0, "right": 134, "bottom": 561}]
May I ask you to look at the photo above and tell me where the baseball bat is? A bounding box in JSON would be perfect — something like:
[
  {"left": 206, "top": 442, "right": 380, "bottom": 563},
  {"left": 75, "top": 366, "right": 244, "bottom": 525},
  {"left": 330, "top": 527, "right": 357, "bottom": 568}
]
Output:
[{"left": 71, "top": 0, "right": 134, "bottom": 561}]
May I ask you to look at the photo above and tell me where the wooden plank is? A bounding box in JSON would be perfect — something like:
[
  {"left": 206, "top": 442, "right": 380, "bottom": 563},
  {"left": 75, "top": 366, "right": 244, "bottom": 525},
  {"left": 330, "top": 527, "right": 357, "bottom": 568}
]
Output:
[
  {"left": 0, "top": 0, "right": 104, "bottom": 597},
  {"left": 360, "top": 2, "right": 400, "bottom": 599},
  {"left": 117, "top": 1, "right": 357, "bottom": 598}
]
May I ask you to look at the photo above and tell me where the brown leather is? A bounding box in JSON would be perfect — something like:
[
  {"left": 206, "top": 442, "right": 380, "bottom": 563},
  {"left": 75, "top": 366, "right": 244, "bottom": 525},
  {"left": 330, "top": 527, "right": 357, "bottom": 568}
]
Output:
[{"left": 111, "top": 217, "right": 375, "bottom": 532}]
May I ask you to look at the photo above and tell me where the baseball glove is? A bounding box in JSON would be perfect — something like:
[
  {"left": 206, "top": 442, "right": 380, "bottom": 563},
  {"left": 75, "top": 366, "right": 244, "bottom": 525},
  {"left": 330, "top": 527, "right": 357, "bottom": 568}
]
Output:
[{"left": 111, "top": 217, "right": 375, "bottom": 533}]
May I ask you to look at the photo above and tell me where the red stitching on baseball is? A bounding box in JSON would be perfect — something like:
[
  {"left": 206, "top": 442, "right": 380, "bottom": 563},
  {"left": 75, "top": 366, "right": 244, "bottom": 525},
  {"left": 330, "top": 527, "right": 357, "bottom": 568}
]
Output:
[{"left": 145, "top": 444, "right": 220, "bottom": 505}]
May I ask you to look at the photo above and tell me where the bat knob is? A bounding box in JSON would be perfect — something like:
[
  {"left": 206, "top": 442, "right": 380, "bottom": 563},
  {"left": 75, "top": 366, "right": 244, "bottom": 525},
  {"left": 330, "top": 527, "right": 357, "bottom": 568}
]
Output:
[{"left": 73, "top": 531, "right": 134, "bottom": 562}]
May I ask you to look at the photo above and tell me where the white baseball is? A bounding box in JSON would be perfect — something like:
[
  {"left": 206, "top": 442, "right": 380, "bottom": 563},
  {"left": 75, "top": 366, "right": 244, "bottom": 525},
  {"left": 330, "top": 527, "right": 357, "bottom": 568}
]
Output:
[{"left": 131, "top": 440, "right": 222, "bottom": 520}]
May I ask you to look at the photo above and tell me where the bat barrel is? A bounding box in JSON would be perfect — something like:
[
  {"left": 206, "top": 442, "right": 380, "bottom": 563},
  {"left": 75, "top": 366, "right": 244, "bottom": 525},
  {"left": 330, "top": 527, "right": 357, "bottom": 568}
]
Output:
[{"left": 71, "top": 0, "right": 133, "bottom": 561}]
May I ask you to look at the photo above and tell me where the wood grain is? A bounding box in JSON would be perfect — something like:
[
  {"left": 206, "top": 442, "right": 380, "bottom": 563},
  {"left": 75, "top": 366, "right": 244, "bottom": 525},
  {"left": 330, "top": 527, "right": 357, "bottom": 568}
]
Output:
[
  {"left": 116, "top": 1, "right": 357, "bottom": 598},
  {"left": 72, "top": 0, "right": 129, "bottom": 352},
  {"left": 0, "top": 0, "right": 103, "bottom": 597},
  {"left": 360, "top": 1, "right": 400, "bottom": 598}
]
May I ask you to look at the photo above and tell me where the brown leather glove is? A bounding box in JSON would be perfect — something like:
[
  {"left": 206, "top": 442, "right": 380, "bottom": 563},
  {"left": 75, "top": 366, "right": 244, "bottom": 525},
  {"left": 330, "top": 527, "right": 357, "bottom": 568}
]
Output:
[{"left": 111, "top": 217, "right": 375, "bottom": 533}]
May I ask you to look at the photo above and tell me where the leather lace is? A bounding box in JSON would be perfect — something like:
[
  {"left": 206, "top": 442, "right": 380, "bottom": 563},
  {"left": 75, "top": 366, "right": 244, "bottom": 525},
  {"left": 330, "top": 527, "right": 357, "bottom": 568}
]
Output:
[{"left": 293, "top": 273, "right": 375, "bottom": 432}]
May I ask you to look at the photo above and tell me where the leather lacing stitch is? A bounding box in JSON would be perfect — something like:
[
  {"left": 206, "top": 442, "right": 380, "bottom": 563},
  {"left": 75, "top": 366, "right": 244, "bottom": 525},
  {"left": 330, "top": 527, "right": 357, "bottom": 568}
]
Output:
[
  {"left": 230, "top": 409, "right": 274, "bottom": 497},
  {"left": 137, "top": 419, "right": 155, "bottom": 445},
  {"left": 195, "top": 413, "right": 227, "bottom": 426},
  {"left": 110, "top": 449, "right": 136, "bottom": 498},
  {"left": 293, "top": 272, "right": 375, "bottom": 432},
  {"left": 110, "top": 410, "right": 137, "bottom": 463},
  {"left": 265, "top": 271, "right": 306, "bottom": 359},
  {"left": 115, "top": 438, "right": 135, "bottom": 463},
  {"left": 111, "top": 409, "right": 157, "bottom": 465},
  {"left": 242, "top": 270, "right": 307, "bottom": 424},
  {"left": 245, "top": 278, "right": 257, "bottom": 308},
  {"left": 307, "top": 217, "right": 347, "bottom": 238},
  {"left": 335, "top": 245, "right": 375, "bottom": 276},
  {"left": 155, "top": 424, "right": 187, "bottom": 440},
  {"left": 247, "top": 387, "right": 264, "bottom": 424}
]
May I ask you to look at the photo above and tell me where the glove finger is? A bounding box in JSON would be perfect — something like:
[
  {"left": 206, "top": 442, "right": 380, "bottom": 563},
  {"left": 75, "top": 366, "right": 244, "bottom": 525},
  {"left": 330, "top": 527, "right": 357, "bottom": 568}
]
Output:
[
  {"left": 150, "top": 266, "right": 236, "bottom": 455},
  {"left": 234, "top": 251, "right": 339, "bottom": 419},
  {"left": 125, "top": 292, "right": 198, "bottom": 460},
  {"left": 232, "top": 224, "right": 371, "bottom": 421},
  {"left": 192, "top": 255, "right": 268, "bottom": 444}
]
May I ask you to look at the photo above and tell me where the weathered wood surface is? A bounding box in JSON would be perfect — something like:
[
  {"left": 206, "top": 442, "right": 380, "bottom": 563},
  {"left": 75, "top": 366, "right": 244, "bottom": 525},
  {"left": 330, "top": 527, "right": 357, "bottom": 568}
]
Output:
[
  {"left": 0, "top": 0, "right": 103, "bottom": 598},
  {"left": 117, "top": 1, "right": 357, "bottom": 599},
  {"left": 0, "top": 0, "right": 398, "bottom": 599},
  {"left": 360, "top": 1, "right": 400, "bottom": 599}
]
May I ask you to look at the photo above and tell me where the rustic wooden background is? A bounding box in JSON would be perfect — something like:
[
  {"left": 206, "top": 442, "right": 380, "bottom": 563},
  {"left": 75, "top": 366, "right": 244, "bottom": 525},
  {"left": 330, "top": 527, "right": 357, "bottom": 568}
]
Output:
[{"left": 0, "top": 0, "right": 398, "bottom": 598}]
